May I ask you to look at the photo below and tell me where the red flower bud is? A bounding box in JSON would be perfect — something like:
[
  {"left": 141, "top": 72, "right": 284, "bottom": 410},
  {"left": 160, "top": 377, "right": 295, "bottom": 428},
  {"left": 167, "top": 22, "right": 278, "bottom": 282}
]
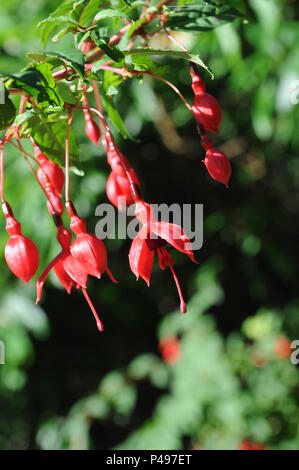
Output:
[
  {"left": 36, "top": 153, "right": 65, "bottom": 196},
  {"left": 105, "top": 137, "right": 141, "bottom": 208},
  {"left": 65, "top": 202, "right": 117, "bottom": 282},
  {"left": 106, "top": 170, "right": 139, "bottom": 208},
  {"left": 84, "top": 111, "right": 100, "bottom": 144},
  {"left": 192, "top": 93, "right": 222, "bottom": 134},
  {"left": 3, "top": 205, "right": 39, "bottom": 283},
  {"left": 203, "top": 148, "right": 231, "bottom": 188},
  {"left": 190, "top": 63, "right": 222, "bottom": 134}
]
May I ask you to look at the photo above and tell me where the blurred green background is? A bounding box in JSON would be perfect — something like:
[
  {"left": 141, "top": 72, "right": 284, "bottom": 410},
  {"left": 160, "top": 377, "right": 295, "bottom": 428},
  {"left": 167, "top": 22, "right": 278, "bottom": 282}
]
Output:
[{"left": 1, "top": 0, "right": 299, "bottom": 450}]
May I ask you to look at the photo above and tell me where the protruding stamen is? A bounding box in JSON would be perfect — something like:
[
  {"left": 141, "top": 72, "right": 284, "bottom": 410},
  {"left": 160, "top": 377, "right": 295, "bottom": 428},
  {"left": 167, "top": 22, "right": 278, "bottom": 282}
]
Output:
[
  {"left": 168, "top": 262, "right": 187, "bottom": 314},
  {"left": 82, "top": 288, "right": 104, "bottom": 333}
]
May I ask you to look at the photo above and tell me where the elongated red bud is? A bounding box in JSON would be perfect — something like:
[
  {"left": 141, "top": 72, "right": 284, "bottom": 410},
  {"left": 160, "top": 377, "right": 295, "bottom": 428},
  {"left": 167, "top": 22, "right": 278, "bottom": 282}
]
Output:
[
  {"left": 192, "top": 93, "right": 222, "bottom": 134},
  {"left": 190, "top": 64, "right": 222, "bottom": 134},
  {"left": 203, "top": 148, "right": 231, "bottom": 188},
  {"left": 84, "top": 111, "right": 100, "bottom": 144},
  {"left": 3, "top": 207, "right": 39, "bottom": 283},
  {"left": 37, "top": 155, "right": 65, "bottom": 195}
]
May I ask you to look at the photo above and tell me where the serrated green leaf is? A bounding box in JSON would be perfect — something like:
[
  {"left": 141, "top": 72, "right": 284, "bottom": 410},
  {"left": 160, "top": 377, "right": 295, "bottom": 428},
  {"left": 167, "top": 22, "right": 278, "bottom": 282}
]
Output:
[
  {"left": 123, "top": 47, "right": 213, "bottom": 77},
  {"left": 27, "top": 49, "right": 85, "bottom": 78},
  {"left": 37, "top": 16, "right": 79, "bottom": 46},
  {"left": 165, "top": 2, "right": 244, "bottom": 33},
  {"left": 1, "top": 63, "right": 64, "bottom": 111},
  {"left": 94, "top": 9, "right": 127, "bottom": 22}
]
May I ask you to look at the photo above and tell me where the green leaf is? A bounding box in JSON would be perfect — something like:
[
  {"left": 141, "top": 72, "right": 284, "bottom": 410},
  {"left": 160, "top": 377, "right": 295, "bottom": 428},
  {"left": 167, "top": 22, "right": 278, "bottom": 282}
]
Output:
[
  {"left": 92, "top": 37, "right": 124, "bottom": 62},
  {"left": 165, "top": 2, "right": 244, "bottom": 32},
  {"left": 0, "top": 88, "right": 16, "bottom": 131},
  {"left": 78, "top": 0, "right": 102, "bottom": 25},
  {"left": 14, "top": 109, "right": 37, "bottom": 127},
  {"left": 31, "top": 117, "right": 79, "bottom": 165},
  {"left": 101, "top": 93, "right": 136, "bottom": 141},
  {"left": 38, "top": 16, "right": 79, "bottom": 47},
  {"left": 1, "top": 63, "right": 64, "bottom": 111},
  {"left": 28, "top": 48, "right": 85, "bottom": 79},
  {"left": 123, "top": 47, "right": 213, "bottom": 77},
  {"left": 94, "top": 9, "right": 126, "bottom": 22}
]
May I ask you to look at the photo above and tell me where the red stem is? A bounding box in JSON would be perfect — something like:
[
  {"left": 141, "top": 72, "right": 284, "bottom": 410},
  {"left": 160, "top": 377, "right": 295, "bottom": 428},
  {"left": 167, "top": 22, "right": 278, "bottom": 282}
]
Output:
[
  {"left": 0, "top": 140, "right": 5, "bottom": 203},
  {"left": 65, "top": 112, "right": 73, "bottom": 202}
]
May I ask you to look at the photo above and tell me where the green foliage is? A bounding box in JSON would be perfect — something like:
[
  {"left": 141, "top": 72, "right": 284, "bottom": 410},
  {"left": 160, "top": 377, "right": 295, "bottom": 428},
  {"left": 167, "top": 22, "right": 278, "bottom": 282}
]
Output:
[
  {"left": 164, "top": 1, "right": 244, "bottom": 33},
  {"left": 0, "top": 88, "right": 16, "bottom": 131}
]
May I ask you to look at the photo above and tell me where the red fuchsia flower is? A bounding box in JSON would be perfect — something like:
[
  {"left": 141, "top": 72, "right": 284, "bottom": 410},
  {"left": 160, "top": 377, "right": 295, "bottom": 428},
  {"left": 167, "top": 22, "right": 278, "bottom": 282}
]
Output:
[
  {"left": 190, "top": 63, "right": 222, "bottom": 134},
  {"left": 81, "top": 87, "right": 100, "bottom": 144},
  {"left": 273, "top": 336, "right": 292, "bottom": 359},
  {"left": 201, "top": 135, "right": 231, "bottom": 188},
  {"left": 33, "top": 143, "right": 65, "bottom": 196},
  {"left": 31, "top": 142, "right": 65, "bottom": 214},
  {"left": 65, "top": 201, "right": 117, "bottom": 283},
  {"left": 84, "top": 109, "right": 101, "bottom": 144},
  {"left": 36, "top": 222, "right": 104, "bottom": 332},
  {"left": 239, "top": 440, "right": 265, "bottom": 451},
  {"left": 2, "top": 202, "right": 39, "bottom": 283},
  {"left": 105, "top": 135, "right": 140, "bottom": 208},
  {"left": 129, "top": 201, "right": 197, "bottom": 313},
  {"left": 159, "top": 336, "right": 181, "bottom": 364}
]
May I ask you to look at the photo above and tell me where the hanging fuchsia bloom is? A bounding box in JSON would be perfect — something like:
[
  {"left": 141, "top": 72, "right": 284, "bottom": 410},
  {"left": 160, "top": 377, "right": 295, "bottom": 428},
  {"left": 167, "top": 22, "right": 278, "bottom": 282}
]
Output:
[
  {"left": 32, "top": 144, "right": 65, "bottom": 214},
  {"left": 2, "top": 202, "right": 39, "bottom": 283},
  {"left": 190, "top": 63, "right": 222, "bottom": 134},
  {"left": 33, "top": 145, "right": 65, "bottom": 195},
  {"left": 105, "top": 135, "right": 140, "bottom": 208},
  {"left": 65, "top": 201, "right": 117, "bottom": 282},
  {"left": 204, "top": 148, "right": 231, "bottom": 188},
  {"left": 84, "top": 110, "right": 101, "bottom": 144},
  {"left": 36, "top": 223, "right": 104, "bottom": 332},
  {"left": 129, "top": 201, "right": 197, "bottom": 313}
]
